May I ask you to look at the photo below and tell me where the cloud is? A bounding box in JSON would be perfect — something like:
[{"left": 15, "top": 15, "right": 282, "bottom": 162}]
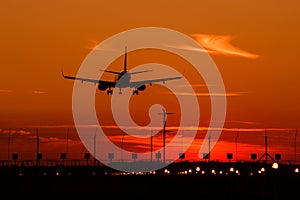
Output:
[
  {"left": 38, "top": 136, "right": 81, "bottom": 145},
  {"left": 165, "top": 91, "right": 248, "bottom": 97},
  {"left": 226, "top": 120, "right": 259, "bottom": 125},
  {"left": 178, "top": 33, "right": 260, "bottom": 59},
  {"left": 0, "top": 89, "right": 13, "bottom": 93},
  {"left": 2, "top": 129, "right": 32, "bottom": 135},
  {"left": 32, "top": 90, "right": 46, "bottom": 94},
  {"left": 177, "top": 84, "right": 215, "bottom": 88},
  {"left": 86, "top": 39, "right": 116, "bottom": 51},
  {"left": 27, "top": 125, "right": 74, "bottom": 129},
  {"left": 65, "top": 124, "right": 293, "bottom": 134}
]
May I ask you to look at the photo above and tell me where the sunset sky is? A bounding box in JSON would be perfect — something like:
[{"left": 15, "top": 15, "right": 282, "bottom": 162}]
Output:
[{"left": 1, "top": 0, "right": 300, "bottom": 163}]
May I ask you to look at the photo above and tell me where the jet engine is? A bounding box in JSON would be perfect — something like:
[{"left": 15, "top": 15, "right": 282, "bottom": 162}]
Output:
[
  {"left": 137, "top": 85, "right": 146, "bottom": 91},
  {"left": 98, "top": 83, "right": 109, "bottom": 91}
]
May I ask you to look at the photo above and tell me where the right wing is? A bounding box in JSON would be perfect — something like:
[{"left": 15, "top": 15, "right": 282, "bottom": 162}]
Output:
[
  {"left": 62, "top": 71, "right": 116, "bottom": 88},
  {"left": 130, "top": 76, "right": 182, "bottom": 88}
]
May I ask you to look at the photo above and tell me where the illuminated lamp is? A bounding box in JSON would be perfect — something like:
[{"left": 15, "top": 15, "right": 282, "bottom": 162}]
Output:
[{"left": 272, "top": 162, "right": 279, "bottom": 169}]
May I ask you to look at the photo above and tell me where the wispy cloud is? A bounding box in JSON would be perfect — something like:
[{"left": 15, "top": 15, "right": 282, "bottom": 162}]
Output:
[
  {"left": 27, "top": 124, "right": 75, "bottom": 129},
  {"left": 32, "top": 90, "right": 46, "bottom": 94},
  {"left": 177, "top": 84, "right": 215, "bottom": 88},
  {"left": 86, "top": 39, "right": 116, "bottom": 51},
  {"left": 2, "top": 129, "right": 32, "bottom": 135},
  {"left": 191, "top": 33, "right": 260, "bottom": 59},
  {"left": 38, "top": 136, "right": 81, "bottom": 145},
  {"left": 60, "top": 125, "right": 293, "bottom": 134},
  {"left": 226, "top": 120, "right": 259, "bottom": 125},
  {"left": 0, "top": 89, "right": 13, "bottom": 93},
  {"left": 167, "top": 33, "right": 260, "bottom": 59},
  {"left": 165, "top": 91, "right": 248, "bottom": 97}
]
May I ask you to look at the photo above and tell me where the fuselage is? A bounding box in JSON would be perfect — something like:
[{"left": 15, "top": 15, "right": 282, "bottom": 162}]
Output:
[{"left": 115, "top": 72, "right": 131, "bottom": 88}]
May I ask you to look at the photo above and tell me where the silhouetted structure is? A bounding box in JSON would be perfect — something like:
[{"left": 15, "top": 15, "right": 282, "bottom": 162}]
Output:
[
  {"left": 158, "top": 108, "right": 174, "bottom": 163},
  {"left": 258, "top": 129, "right": 276, "bottom": 163}
]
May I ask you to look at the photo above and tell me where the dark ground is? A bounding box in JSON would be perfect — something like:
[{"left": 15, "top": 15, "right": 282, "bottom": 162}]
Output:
[{"left": 0, "top": 161, "right": 298, "bottom": 199}]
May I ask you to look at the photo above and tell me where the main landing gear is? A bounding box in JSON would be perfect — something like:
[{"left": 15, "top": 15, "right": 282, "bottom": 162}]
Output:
[
  {"left": 106, "top": 89, "right": 113, "bottom": 95},
  {"left": 106, "top": 89, "right": 139, "bottom": 95},
  {"left": 132, "top": 89, "right": 139, "bottom": 95}
]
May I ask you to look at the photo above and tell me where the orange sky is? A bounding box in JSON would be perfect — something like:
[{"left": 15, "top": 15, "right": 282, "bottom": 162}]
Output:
[{"left": 1, "top": 0, "right": 300, "bottom": 163}]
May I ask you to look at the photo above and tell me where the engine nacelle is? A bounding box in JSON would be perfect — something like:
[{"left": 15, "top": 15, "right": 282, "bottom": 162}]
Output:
[
  {"left": 138, "top": 85, "right": 146, "bottom": 91},
  {"left": 98, "top": 83, "right": 109, "bottom": 91}
]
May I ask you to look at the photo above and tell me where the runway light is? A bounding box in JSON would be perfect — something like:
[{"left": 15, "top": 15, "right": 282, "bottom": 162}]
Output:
[
  {"left": 56, "top": 172, "right": 59, "bottom": 176},
  {"left": 235, "top": 170, "right": 239, "bottom": 174},
  {"left": 295, "top": 168, "right": 299, "bottom": 173},
  {"left": 229, "top": 167, "right": 234, "bottom": 172},
  {"left": 188, "top": 169, "right": 192, "bottom": 173},
  {"left": 196, "top": 166, "right": 200, "bottom": 172},
  {"left": 201, "top": 171, "right": 205, "bottom": 175},
  {"left": 211, "top": 169, "right": 215, "bottom": 174},
  {"left": 219, "top": 171, "right": 223, "bottom": 174},
  {"left": 272, "top": 162, "right": 279, "bottom": 169},
  {"left": 261, "top": 167, "right": 265, "bottom": 172}
]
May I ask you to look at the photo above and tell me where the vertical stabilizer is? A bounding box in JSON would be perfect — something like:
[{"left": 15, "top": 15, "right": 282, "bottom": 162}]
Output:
[{"left": 124, "top": 46, "right": 127, "bottom": 73}]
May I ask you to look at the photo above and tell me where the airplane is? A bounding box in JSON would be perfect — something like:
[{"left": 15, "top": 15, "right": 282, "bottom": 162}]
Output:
[{"left": 62, "top": 47, "right": 182, "bottom": 95}]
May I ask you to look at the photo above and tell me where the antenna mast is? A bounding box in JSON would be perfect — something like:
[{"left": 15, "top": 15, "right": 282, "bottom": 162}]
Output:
[{"left": 158, "top": 108, "right": 174, "bottom": 163}]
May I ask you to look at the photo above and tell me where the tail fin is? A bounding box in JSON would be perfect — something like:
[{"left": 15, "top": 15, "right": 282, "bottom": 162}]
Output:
[{"left": 124, "top": 46, "right": 127, "bottom": 73}]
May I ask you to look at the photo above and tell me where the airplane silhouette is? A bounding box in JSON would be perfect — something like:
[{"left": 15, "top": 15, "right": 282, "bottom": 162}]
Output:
[{"left": 62, "top": 47, "right": 182, "bottom": 95}]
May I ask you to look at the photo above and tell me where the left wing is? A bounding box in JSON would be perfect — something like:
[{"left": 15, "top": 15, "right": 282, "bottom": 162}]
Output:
[
  {"left": 130, "top": 76, "right": 182, "bottom": 88},
  {"left": 62, "top": 71, "right": 116, "bottom": 87},
  {"left": 62, "top": 73, "right": 99, "bottom": 84}
]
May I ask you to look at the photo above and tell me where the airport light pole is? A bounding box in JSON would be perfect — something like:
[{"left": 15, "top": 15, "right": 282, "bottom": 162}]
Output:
[
  {"left": 158, "top": 109, "right": 174, "bottom": 164},
  {"left": 150, "top": 130, "right": 153, "bottom": 162},
  {"left": 7, "top": 128, "right": 11, "bottom": 163},
  {"left": 36, "top": 128, "right": 39, "bottom": 168},
  {"left": 295, "top": 128, "right": 298, "bottom": 164},
  {"left": 236, "top": 128, "right": 239, "bottom": 162},
  {"left": 94, "top": 132, "right": 96, "bottom": 167},
  {"left": 66, "top": 128, "right": 69, "bottom": 162}
]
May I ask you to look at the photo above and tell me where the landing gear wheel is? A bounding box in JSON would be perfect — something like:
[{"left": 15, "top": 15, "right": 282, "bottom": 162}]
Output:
[
  {"left": 107, "top": 89, "right": 113, "bottom": 95},
  {"left": 132, "top": 90, "right": 139, "bottom": 95}
]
